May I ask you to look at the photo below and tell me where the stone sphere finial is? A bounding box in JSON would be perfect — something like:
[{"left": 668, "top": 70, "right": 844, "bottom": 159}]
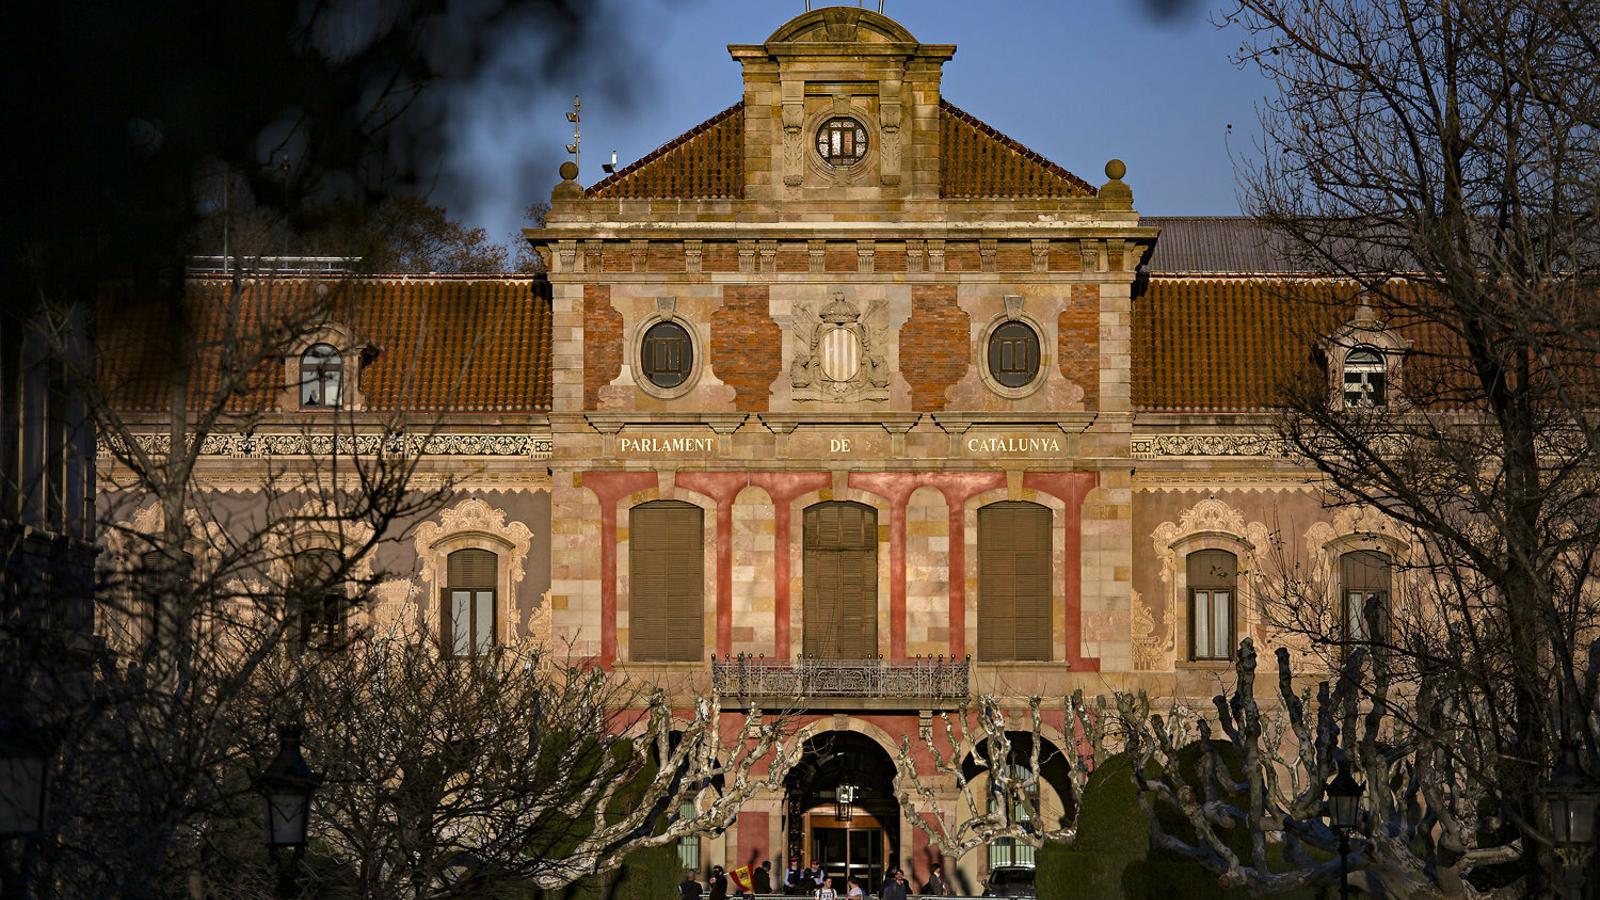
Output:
[
  {"left": 559, "top": 161, "right": 580, "bottom": 181},
  {"left": 1105, "top": 158, "right": 1127, "bottom": 181}
]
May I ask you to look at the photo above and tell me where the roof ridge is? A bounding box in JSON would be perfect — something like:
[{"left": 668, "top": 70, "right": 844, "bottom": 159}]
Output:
[
  {"left": 584, "top": 101, "right": 744, "bottom": 198},
  {"left": 938, "top": 99, "right": 1096, "bottom": 195}
]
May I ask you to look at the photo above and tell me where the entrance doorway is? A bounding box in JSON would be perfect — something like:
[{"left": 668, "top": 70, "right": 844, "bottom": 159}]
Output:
[
  {"left": 809, "top": 812, "right": 888, "bottom": 893},
  {"left": 785, "top": 731, "right": 900, "bottom": 894}
]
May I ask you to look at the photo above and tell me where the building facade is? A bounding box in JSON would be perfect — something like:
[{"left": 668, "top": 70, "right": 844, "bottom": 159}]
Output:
[{"left": 98, "top": 8, "right": 1411, "bottom": 894}]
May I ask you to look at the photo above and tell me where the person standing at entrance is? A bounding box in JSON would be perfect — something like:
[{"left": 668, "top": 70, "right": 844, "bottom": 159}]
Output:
[
  {"left": 679, "top": 870, "right": 704, "bottom": 899},
  {"left": 752, "top": 861, "right": 772, "bottom": 894},
  {"left": 921, "top": 864, "right": 949, "bottom": 896},
  {"left": 784, "top": 858, "right": 805, "bottom": 895},
  {"left": 709, "top": 865, "right": 728, "bottom": 900},
  {"left": 881, "top": 868, "right": 909, "bottom": 900}
]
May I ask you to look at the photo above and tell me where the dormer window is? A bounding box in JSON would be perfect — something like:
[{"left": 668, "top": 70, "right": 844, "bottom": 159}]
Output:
[
  {"left": 1342, "top": 346, "right": 1386, "bottom": 407},
  {"left": 300, "top": 343, "right": 343, "bottom": 408}
]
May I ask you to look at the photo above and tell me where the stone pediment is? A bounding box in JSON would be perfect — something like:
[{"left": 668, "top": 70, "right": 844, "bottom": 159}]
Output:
[{"left": 765, "top": 8, "right": 918, "bottom": 45}]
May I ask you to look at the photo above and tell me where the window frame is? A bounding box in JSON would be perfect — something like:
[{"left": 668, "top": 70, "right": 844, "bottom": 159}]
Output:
[
  {"left": 977, "top": 501, "right": 1053, "bottom": 662},
  {"left": 1339, "top": 549, "right": 1392, "bottom": 645},
  {"left": 640, "top": 320, "right": 694, "bottom": 391},
  {"left": 987, "top": 321, "right": 1043, "bottom": 390},
  {"left": 1186, "top": 549, "right": 1238, "bottom": 662},
  {"left": 299, "top": 342, "right": 344, "bottom": 410},
  {"left": 295, "top": 547, "right": 349, "bottom": 648},
  {"left": 442, "top": 548, "right": 499, "bottom": 659},
  {"left": 1341, "top": 345, "right": 1387, "bottom": 408},
  {"left": 628, "top": 500, "right": 707, "bottom": 663}
]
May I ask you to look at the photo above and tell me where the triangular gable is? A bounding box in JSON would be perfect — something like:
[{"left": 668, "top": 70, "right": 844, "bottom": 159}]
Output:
[
  {"left": 585, "top": 102, "right": 745, "bottom": 200},
  {"left": 939, "top": 100, "right": 1095, "bottom": 199}
]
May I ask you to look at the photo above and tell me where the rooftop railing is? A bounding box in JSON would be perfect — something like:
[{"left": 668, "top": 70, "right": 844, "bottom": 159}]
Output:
[{"left": 711, "top": 654, "right": 970, "bottom": 704}]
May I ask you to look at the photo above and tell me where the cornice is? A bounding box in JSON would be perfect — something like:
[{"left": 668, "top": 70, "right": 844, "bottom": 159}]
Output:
[{"left": 98, "top": 431, "right": 553, "bottom": 461}]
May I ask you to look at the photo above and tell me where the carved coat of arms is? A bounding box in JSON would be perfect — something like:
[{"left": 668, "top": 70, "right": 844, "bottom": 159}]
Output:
[{"left": 788, "top": 292, "right": 890, "bottom": 402}]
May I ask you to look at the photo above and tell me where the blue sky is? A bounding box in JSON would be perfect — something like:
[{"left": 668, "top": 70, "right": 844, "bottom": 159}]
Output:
[{"left": 443, "top": 1, "right": 1266, "bottom": 243}]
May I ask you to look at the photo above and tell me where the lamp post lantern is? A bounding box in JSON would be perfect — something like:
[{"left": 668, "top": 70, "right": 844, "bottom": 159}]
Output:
[
  {"left": 1325, "top": 759, "right": 1363, "bottom": 899},
  {"left": 258, "top": 725, "right": 321, "bottom": 898},
  {"left": 1544, "top": 742, "right": 1600, "bottom": 900},
  {"left": 835, "top": 783, "right": 855, "bottom": 822}
]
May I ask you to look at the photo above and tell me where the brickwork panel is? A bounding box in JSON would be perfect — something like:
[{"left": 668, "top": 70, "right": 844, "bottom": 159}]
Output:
[
  {"left": 583, "top": 285, "right": 623, "bottom": 411},
  {"left": 899, "top": 284, "right": 971, "bottom": 411},
  {"left": 648, "top": 247, "right": 686, "bottom": 273},
  {"left": 777, "top": 251, "right": 811, "bottom": 273},
  {"left": 1060, "top": 284, "right": 1100, "bottom": 408},
  {"left": 703, "top": 246, "right": 740, "bottom": 272},
  {"left": 944, "top": 248, "right": 981, "bottom": 272},
  {"left": 710, "top": 285, "right": 782, "bottom": 412}
]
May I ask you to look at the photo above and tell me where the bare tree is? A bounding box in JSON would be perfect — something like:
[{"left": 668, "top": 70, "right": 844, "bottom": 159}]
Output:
[
  {"left": 243, "top": 632, "right": 799, "bottom": 898},
  {"left": 1120, "top": 638, "right": 1521, "bottom": 898},
  {"left": 892, "top": 694, "right": 1108, "bottom": 861},
  {"left": 1218, "top": 0, "right": 1600, "bottom": 890}
]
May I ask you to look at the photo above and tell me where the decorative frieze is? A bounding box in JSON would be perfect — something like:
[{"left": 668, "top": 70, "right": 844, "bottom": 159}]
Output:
[
  {"left": 99, "top": 432, "right": 553, "bottom": 460},
  {"left": 1132, "top": 433, "right": 1284, "bottom": 459}
]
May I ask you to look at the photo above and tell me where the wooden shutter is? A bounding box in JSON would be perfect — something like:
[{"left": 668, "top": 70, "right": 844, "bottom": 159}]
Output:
[
  {"left": 629, "top": 502, "right": 705, "bottom": 662},
  {"left": 803, "top": 502, "right": 878, "bottom": 659},
  {"left": 448, "top": 548, "right": 498, "bottom": 589},
  {"left": 979, "top": 503, "right": 1052, "bottom": 661}
]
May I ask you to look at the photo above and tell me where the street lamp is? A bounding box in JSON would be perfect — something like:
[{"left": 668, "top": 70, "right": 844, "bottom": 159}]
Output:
[
  {"left": 1325, "top": 759, "right": 1363, "bottom": 900},
  {"left": 1544, "top": 742, "right": 1600, "bottom": 899},
  {"left": 258, "top": 725, "right": 321, "bottom": 898},
  {"left": 0, "top": 710, "right": 49, "bottom": 841}
]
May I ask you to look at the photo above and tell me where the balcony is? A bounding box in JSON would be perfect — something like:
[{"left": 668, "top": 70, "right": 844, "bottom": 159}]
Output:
[{"left": 711, "top": 654, "right": 970, "bottom": 709}]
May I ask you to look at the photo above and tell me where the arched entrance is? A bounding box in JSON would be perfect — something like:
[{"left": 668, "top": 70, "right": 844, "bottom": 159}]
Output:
[
  {"left": 960, "top": 732, "right": 1078, "bottom": 872},
  {"left": 785, "top": 731, "right": 899, "bottom": 893}
]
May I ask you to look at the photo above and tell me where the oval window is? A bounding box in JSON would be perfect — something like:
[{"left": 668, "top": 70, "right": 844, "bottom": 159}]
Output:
[
  {"left": 816, "top": 117, "right": 869, "bottom": 167},
  {"left": 988, "top": 321, "right": 1041, "bottom": 389},
  {"left": 641, "top": 321, "right": 693, "bottom": 389}
]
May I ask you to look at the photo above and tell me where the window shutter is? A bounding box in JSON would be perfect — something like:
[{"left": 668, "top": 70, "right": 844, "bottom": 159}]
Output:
[
  {"left": 448, "top": 548, "right": 498, "bottom": 589},
  {"left": 979, "top": 503, "right": 1052, "bottom": 661},
  {"left": 803, "top": 503, "right": 878, "bottom": 659},
  {"left": 630, "top": 502, "right": 704, "bottom": 662}
]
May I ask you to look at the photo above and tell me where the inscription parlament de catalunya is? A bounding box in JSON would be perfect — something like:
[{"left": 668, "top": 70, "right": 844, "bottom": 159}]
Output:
[
  {"left": 965, "top": 436, "right": 1062, "bottom": 454},
  {"left": 618, "top": 436, "right": 715, "bottom": 454}
]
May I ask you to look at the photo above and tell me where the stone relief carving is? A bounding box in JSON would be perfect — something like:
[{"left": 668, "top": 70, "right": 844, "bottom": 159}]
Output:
[
  {"left": 1131, "top": 433, "right": 1284, "bottom": 459},
  {"left": 1151, "top": 497, "right": 1272, "bottom": 585},
  {"left": 788, "top": 291, "right": 890, "bottom": 403},
  {"left": 1130, "top": 588, "right": 1173, "bottom": 671},
  {"left": 99, "top": 431, "right": 552, "bottom": 460},
  {"left": 414, "top": 498, "right": 534, "bottom": 592},
  {"left": 1304, "top": 505, "right": 1415, "bottom": 585}
]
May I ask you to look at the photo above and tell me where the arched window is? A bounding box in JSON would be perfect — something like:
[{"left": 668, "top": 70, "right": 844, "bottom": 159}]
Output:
[
  {"left": 803, "top": 502, "right": 878, "bottom": 659},
  {"left": 295, "top": 547, "right": 347, "bottom": 646},
  {"left": 629, "top": 501, "right": 704, "bottom": 662},
  {"left": 300, "top": 343, "right": 343, "bottom": 408},
  {"left": 1342, "top": 346, "right": 1386, "bottom": 407},
  {"left": 444, "top": 548, "right": 497, "bottom": 658},
  {"left": 1187, "top": 549, "right": 1237, "bottom": 661},
  {"left": 640, "top": 321, "right": 693, "bottom": 390},
  {"left": 978, "top": 502, "right": 1052, "bottom": 661},
  {"left": 1340, "top": 550, "right": 1392, "bottom": 643}
]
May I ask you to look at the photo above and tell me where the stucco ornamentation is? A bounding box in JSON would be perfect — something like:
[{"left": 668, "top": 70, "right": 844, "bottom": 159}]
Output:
[
  {"left": 415, "top": 498, "right": 534, "bottom": 592},
  {"left": 788, "top": 292, "right": 891, "bottom": 402},
  {"left": 1151, "top": 497, "right": 1271, "bottom": 585},
  {"left": 1132, "top": 433, "right": 1283, "bottom": 459},
  {"left": 1130, "top": 588, "right": 1172, "bottom": 671},
  {"left": 1304, "top": 505, "right": 1414, "bottom": 585}
]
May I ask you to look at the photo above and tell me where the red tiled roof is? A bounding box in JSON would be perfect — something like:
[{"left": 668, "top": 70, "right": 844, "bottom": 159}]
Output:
[
  {"left": 1133, "top": 277, "right": 1347, "bottom": 412},
  {"left": 99, "top": 276, "right": 553, "bottom": 414},
  {"left": 939, "top": 100, "right": 1096, "bottom": 199},
  {"left": 585, "top": 102, "right": 745, "bottom": 200}
]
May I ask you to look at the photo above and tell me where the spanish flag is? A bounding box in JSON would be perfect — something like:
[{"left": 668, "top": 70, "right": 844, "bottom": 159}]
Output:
[{"left": 729, "top": 865, "right": 753, "bottom": 893}]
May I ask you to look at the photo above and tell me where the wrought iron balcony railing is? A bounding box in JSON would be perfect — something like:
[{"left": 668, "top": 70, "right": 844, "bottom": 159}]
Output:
[{"left": 711, "top": 654, "right": 970, "bottom": 703}]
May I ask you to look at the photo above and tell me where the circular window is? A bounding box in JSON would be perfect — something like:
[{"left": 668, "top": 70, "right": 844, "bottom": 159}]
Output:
[
  {"left": 641, "top": 321, "right": 693, "bottom": 389},
  {"left": 987, "top": 321, "right": 1042, "bottom": 389},
  {"left": 816, "top": 117, "right": 869, "bottom": 167}
]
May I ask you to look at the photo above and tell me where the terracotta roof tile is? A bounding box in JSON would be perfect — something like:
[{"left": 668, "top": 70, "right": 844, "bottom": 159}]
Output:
[
  {"left": 585, "top": 102, "right": 745, "bottom": 200},
  {"left": 99, "top": 276, "right": 552, "bottom": 414},
  {"left": 939, "top": 100, "right": 1095, "bottom": 199}
]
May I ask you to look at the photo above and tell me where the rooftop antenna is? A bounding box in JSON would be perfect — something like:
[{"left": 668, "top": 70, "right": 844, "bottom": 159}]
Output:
[
  {"left": 602, "top": 150, "right": 618, "bottom": 175},
  {"left": 565, "top": 95, "right": 581, "bottom": 174}
]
